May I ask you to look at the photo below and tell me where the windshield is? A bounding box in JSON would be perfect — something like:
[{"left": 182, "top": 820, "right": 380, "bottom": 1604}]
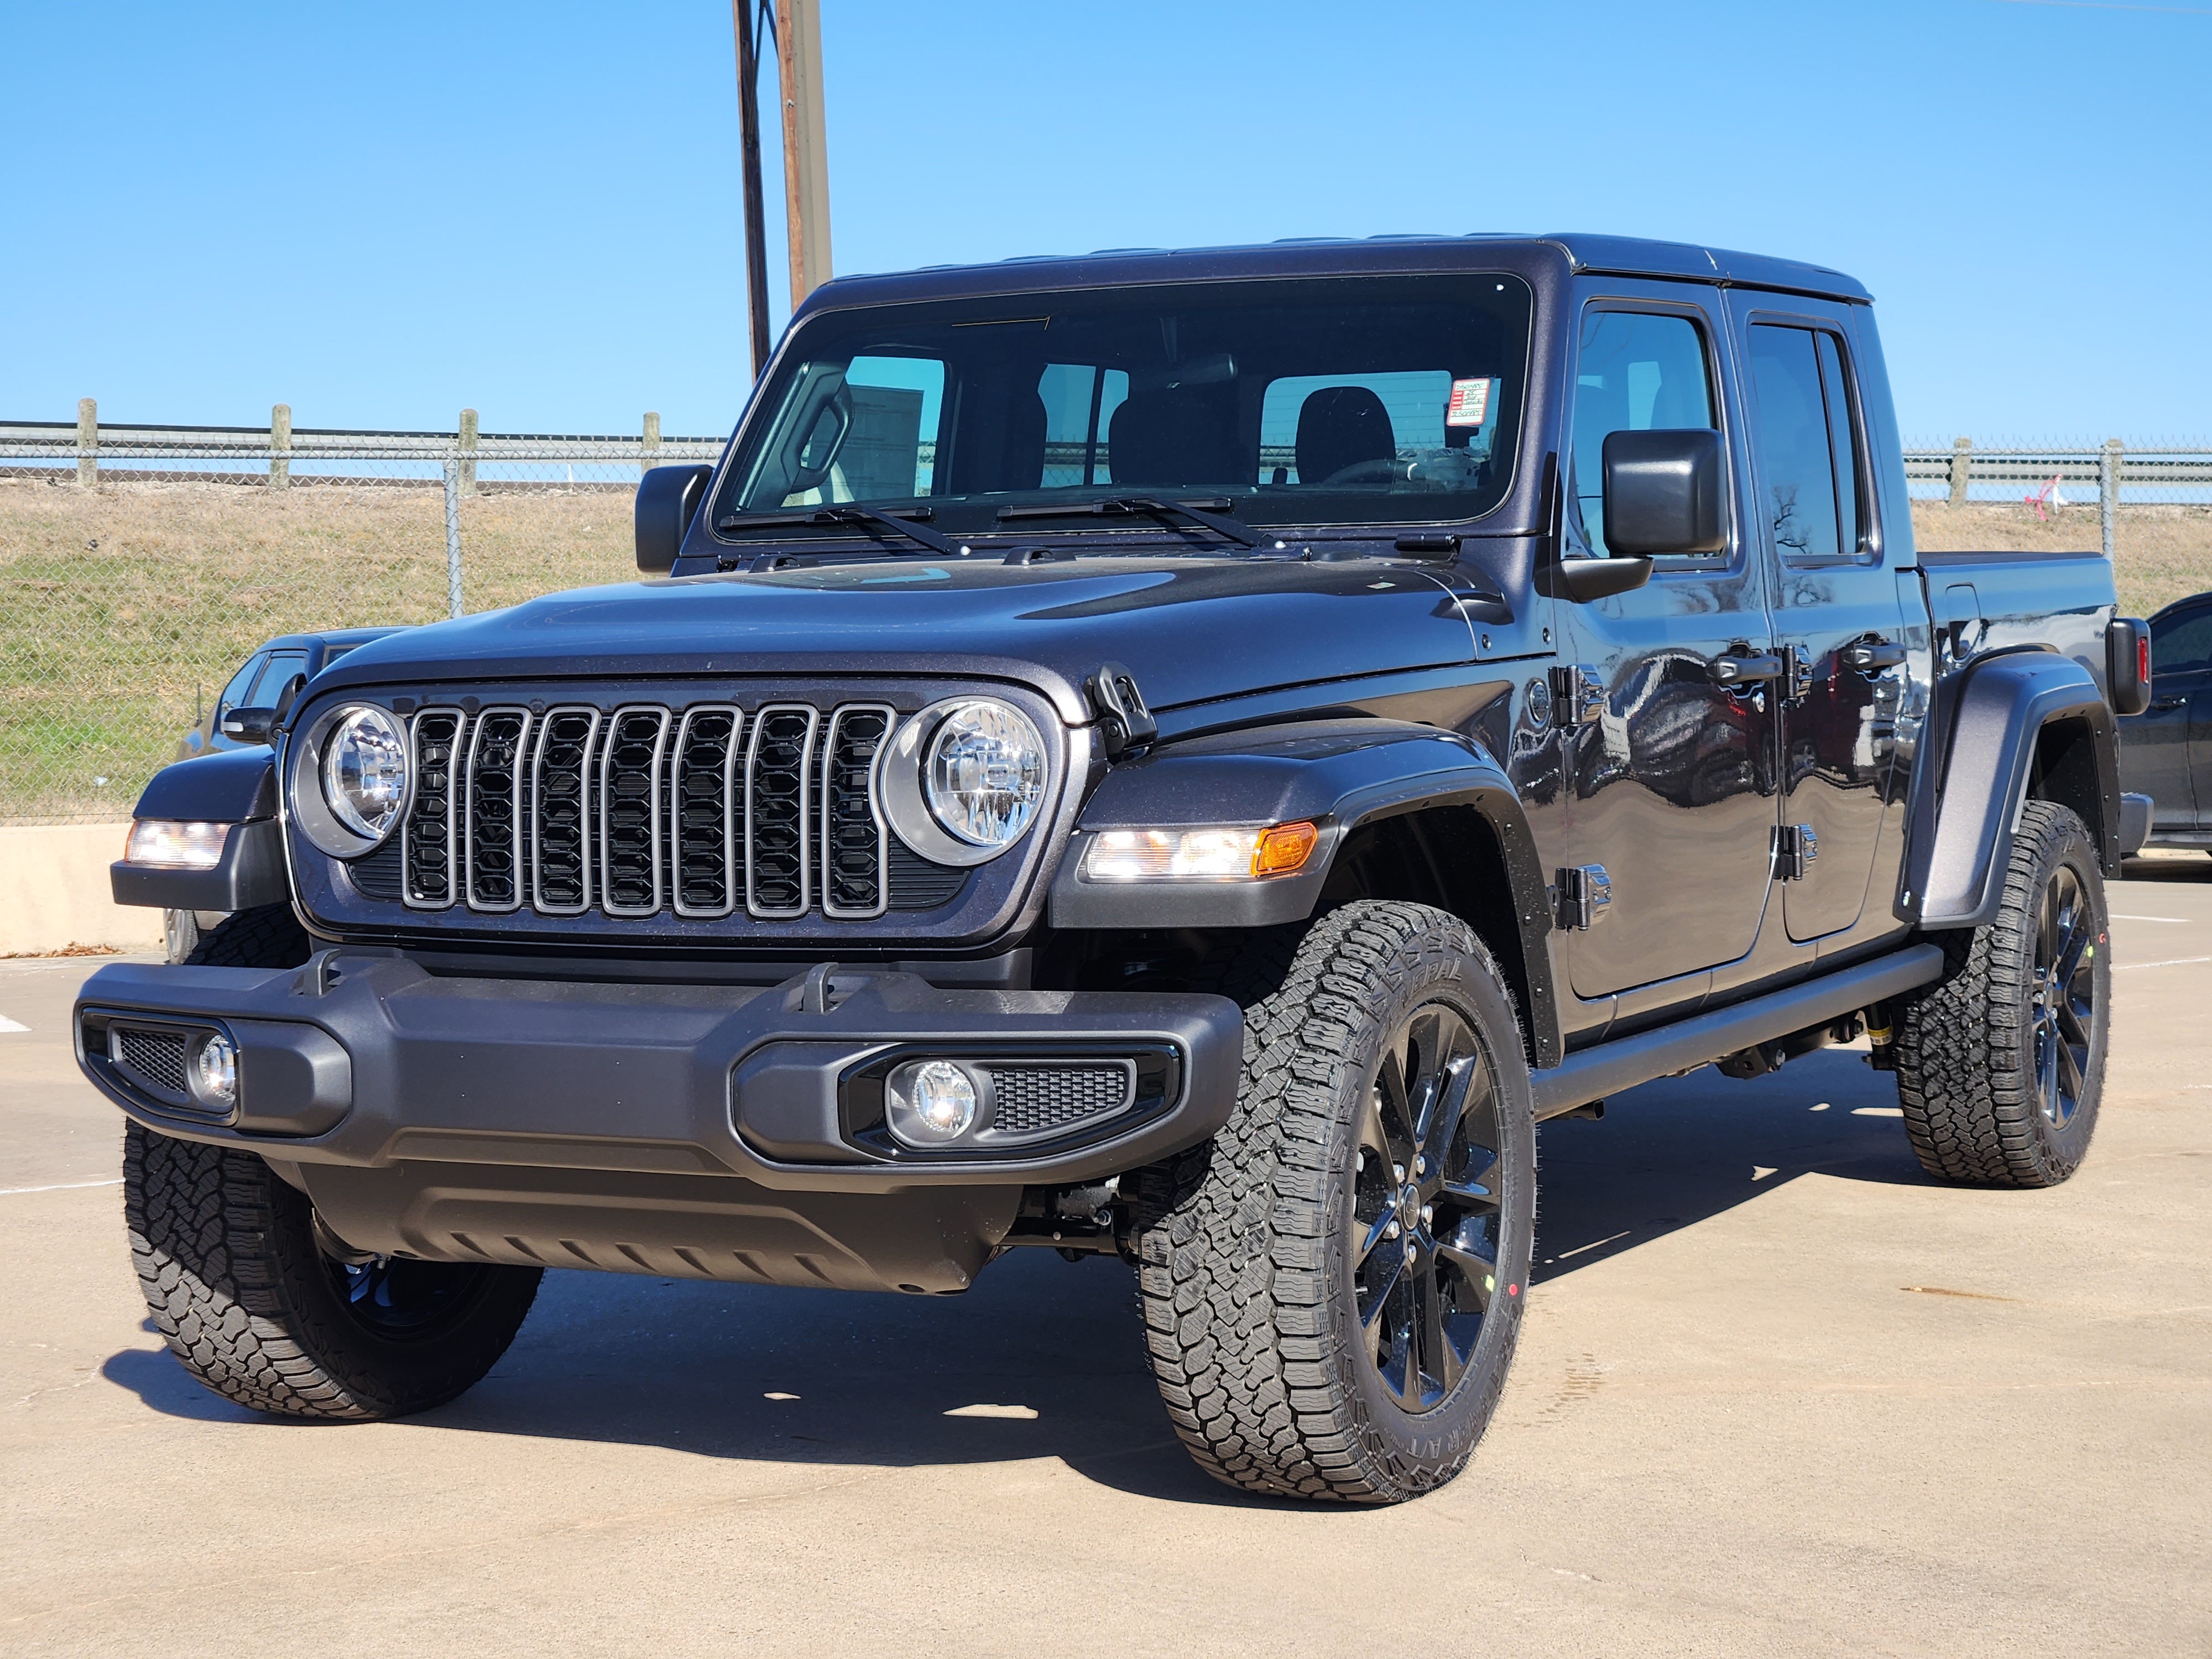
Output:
[{"left": 714, "top": 274, "right": 1532, "bottom": 539}]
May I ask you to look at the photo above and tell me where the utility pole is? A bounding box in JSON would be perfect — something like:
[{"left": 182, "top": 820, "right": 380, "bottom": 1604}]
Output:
[
  {"left": 731, "top": 0, "right": 773, "bottom": 377},
  {"left": 775, "top": 0, "right": 832, "bottom": 309}
]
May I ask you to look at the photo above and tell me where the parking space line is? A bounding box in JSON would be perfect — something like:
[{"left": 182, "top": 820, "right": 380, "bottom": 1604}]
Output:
[
  {"left": 2115, "top": 956, "right": 2212, "bottom": 972},
  {"left": 0, "top": 1179, "right": 122, "bottom": 1197},
  {"left": 2111, "top": 914, "right": 2190, "bottom": 924},
  {"left": 0, "top": 1016, "right": 28, "bottom": 1034}
]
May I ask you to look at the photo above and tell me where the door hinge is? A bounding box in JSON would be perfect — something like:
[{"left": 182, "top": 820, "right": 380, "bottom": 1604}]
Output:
[
  {"left": 1548, "top": 664, "right": 1605, "bottom": 727},
  {"left": 1553, "top": 863, "right": 1613, "bottom": 931},
  {"left": 1783, "top": 644, "right": 1814, "bottom": 703},
  {"left": 1773, "top": 823, "right": 1819, "bottom": 881}
]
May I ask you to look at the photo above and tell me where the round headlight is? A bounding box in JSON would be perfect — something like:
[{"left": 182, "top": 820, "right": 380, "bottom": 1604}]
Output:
[
  {"left": 923, "top": 700, "right": 1046, "bottom": 848},
  {"left": 320, "top": 706, "right": 410, "bottom": 841}
]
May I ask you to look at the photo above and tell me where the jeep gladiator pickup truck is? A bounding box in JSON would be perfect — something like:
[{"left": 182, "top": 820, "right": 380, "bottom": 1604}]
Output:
[{"left": 81, "top": 234, "right": 2152, "bottom": 1503}]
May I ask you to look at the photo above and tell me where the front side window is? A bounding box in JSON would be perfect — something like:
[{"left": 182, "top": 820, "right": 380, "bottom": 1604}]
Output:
[
  {"left": 1570, "top": 311, "right": 1716, "bottom": 556},
  {"left": 214, "top": 654, "right": 266, "bottom": 725},
  {"left": 718, "top": 274, "right": 1533, "bottom": 536},
  {"left": 1746, "top": 324, "right": 1868, "bottom": 562}
]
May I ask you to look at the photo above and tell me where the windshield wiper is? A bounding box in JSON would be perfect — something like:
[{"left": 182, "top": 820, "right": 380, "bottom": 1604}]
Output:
[
  {"left": 995, "top": 495, "right": 1262, "bottom": 548},
  {"left": 715, "top": 504, "right": 956, "bottom": 557}
]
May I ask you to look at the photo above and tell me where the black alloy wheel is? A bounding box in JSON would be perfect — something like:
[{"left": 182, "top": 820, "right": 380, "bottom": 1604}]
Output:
[
  {"left": 324, "top": 1248, "right": 500, "bottom": 1340},
  {"left": 2030, "top": 862, "right": 2098, "bottom": 1131},
  {"left": 1352, "top": 1003, "right": 1512, "bottom": 1413}
]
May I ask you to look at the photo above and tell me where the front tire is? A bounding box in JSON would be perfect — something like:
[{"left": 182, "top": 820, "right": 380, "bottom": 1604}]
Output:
[
  {"left": 1892, "top": 800, "right": 2110, "bottom": 1187},
  {"left": 1133, "top": 900, "right": 1536, "bottom": 1504},
  {"left": 127, "top": 904, "right": 542, "bottom": 1418}
]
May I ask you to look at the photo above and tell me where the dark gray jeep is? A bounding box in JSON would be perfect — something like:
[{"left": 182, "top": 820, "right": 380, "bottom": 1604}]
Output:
[{"left": 80, "top": 234, "right": 2150, "bottom": 1502}]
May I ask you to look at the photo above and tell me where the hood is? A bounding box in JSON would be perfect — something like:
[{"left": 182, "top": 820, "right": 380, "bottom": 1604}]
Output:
[{"left": 316, "top": 555, "right": 1481, "bottom": 721}]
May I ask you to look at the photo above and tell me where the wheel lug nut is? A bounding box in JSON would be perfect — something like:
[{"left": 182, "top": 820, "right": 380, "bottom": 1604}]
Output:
[
  {"left": 1385, "top": 1220, "right": 1400, "bottom": 1239},
  {"left": 1421, "top": 1204, "right": 1433, "bottom": 1227},
  {"left": 1415, "top": 1155, "right": 1427, "bottom": 1176},
  {"left": 1393, "top": 1164, "right": 1405, "bottom": 1183}
]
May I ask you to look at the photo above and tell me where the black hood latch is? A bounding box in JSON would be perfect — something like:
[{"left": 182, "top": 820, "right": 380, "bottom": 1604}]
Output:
[{"left": 1086, "top": 661, "right": 1156, "bottom": 761}]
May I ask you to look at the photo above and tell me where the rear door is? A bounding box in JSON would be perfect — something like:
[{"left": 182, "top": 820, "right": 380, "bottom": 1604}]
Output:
[
  {"left": 2126, "top": 600, "right": 2212, "bottom": 830},
  {"left": 1555, "top": 286, "right": 1781, "bottom": 998},
  {"left": 1730, "top": 297, "right": 1910, "bottom": 941}
]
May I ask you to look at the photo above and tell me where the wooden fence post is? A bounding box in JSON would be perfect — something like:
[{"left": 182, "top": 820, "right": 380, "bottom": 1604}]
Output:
[
  {"left": 76, "top": 398, "right": 97, "bottom": 489},
  {"left": 643, "top": 410, "right": 661, "bottom": 477},
  {"left": 1948, "top": 436, "right": 1971, "bottom": 507},
  {"left": 458, "top": 407, "right": 479, "bottom": 493},
  {"left": 269, "top": 403, "right": 291, "bottom": 491},
  {"left": 2100, "top": 438, "right": 2121, "bottom": 562}
]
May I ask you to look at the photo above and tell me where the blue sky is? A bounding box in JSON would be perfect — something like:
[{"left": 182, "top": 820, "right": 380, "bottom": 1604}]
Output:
[{"left": 5, "top": 0, "right": 2206, "bottom": 440}]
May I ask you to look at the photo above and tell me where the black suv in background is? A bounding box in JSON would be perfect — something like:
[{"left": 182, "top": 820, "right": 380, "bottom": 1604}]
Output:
[
  {"left": 161, "top": 627, "right": 405, "bottom": 959},
  {"left": 85, "top": 234, "right": 2146, "bottom": 1503}
]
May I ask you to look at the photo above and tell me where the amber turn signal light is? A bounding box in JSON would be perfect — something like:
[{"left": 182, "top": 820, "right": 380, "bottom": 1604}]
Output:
[{"left": 1252, "top": 821, "right": 1318, "bottom": 877}]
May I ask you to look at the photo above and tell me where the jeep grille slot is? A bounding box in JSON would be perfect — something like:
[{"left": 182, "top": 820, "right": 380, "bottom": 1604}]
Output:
[
  {"left": 820, "top": 704, "right": 891, "bottom": 920},
  {"left": 530, "top": 707, "right": 600, "bottom": 914},
  {"left": 465, "top": 708, "right": 533, "bottom": 912},
  {"left": 745, "top": 705, "right": 818, "bottom": 919},
  {"left": 599, "top": 706, "right": 671, "bottom": 917},
  {"left": 671, "top": 706, "right": 743, "bottom": 918},
  {"left": 403, "top": 709, "right": 466, "bottom": 908}
]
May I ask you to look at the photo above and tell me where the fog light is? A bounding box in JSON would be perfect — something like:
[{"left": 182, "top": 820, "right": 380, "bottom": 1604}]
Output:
[
  {"left": 192, "top": 1035, "right": 238, "bottom": 1107},
  {"left": 886, "top": 1059, "right": 978, "bottom": 1146}
]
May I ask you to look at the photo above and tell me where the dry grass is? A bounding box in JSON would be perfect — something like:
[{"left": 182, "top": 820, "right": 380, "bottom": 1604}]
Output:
[
  {"left": 1909, "top": 500, "right": 2212, "bottom": 618},
  {"left": 1, "top": 477, "right": 635, "bottom": 823},
  {"left": 3, "top": 478, "right": 2207, "bottom": 823}
]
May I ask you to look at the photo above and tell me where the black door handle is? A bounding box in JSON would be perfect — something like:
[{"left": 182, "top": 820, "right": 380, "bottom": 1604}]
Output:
[
  {"left": 1842, "top": 639, "right": 1908, "bottom": 672},
  {"left": 2150, "top": 695, "right": 2188, "bottom": 711},
  {"left": 1713, "top": 653, "right": 1785, "bottom": 686}
]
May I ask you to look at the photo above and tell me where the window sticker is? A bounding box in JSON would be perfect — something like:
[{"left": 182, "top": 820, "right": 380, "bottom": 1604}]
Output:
[{"left": 1446, "top": 377, "right": 1493, "bottom": 428}]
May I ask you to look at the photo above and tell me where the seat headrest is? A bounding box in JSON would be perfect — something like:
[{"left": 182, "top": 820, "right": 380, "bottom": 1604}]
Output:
[
  {"left": 1107, "top": 388, "right": 1241, "bottom": 487},
  {"left": 1295, "top": 386, "right": 1395, "bottom": 486}
]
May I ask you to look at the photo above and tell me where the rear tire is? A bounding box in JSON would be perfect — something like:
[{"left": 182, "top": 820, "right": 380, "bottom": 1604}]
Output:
[
  {"left": 130, "top": 902, "right": 542, "bottom": 1418},
  {"left": 1132, "top": 900, "right": 1536, "bottom": 1504},
  {"left": 1892, "top": 800, "right": 2110, "bottom": 1187}
]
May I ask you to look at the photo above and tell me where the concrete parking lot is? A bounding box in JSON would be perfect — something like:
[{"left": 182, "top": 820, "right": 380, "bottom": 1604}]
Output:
[{"left": 4, "top": 864, "right": 2208, "bottom": 1657}]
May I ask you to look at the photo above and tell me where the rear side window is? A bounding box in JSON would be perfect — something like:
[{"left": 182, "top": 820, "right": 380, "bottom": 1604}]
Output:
[
  {"left": 1571, "top": 311, "right": 1716, "bottom": 557},
  {"left": 2151, "top": 606, "right": 2212, "bottom": 676},
  {"left": 1747, "top": 324, "right": 1868, "bottom": 562}
]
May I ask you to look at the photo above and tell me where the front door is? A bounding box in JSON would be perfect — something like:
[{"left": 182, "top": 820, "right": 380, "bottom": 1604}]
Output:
[
  {"left": 1733, "top": 302, "right": 1910, "bottom": 941},
  {"left": 1557, "top": 291, "right": 1780, "bottom": 999}
]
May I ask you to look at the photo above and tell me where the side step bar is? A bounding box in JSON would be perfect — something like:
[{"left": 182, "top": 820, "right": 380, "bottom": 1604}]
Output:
[{"left": 1530, "top": 944, "right": 1945, "bottom": 1120}]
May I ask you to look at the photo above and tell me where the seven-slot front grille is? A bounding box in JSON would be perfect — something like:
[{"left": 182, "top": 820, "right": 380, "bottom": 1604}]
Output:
[{"left": 392, "top": 698, "right": 915, "bottom": 923}]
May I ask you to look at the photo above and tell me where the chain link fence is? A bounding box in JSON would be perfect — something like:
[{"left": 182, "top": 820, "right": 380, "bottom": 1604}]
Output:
[
  {"left": 5, "top": 411, "right": 2209, "bottom": 826},
  {"left": 1, "top": 409, "right": 722, "bottom": 825}
]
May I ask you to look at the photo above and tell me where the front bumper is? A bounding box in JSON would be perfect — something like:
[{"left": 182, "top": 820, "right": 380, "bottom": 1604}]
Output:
[{"left": 74, "top": 956, "right": 1243, "bottom": 1295}]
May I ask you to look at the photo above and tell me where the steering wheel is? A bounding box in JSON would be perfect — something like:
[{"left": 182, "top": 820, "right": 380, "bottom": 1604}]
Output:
[{"left": 1316, "top": 457, "right": 1405, "bottom": 486}]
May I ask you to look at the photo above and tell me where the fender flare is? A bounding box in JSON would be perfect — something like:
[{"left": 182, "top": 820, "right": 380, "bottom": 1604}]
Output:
[
  {"left": 1903, "top": 649, "right": 2119, "bottom": 930},
  {"left": 111, "top": 750, "right": 290, "bottom": 913},
  {"left": 1047, "top": 718, "right": 1561, "bottom": 1062}
]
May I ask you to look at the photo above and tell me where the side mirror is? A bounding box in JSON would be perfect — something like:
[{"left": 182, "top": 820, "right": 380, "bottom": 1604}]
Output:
[
  {"left": 1600, "top": 427, "right": 1726, "bottom": 557},
  {"left": 221, "top": 707, "right": 276, "bottom": 745},
  {"left": 635, "top": 465, "right": 713, "bottom": 574}
]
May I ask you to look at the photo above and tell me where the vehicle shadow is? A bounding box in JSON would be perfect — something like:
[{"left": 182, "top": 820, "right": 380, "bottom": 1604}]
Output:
[
  {"left": 99, "top": 1047, "right": 1929, "bottom": 1506},
  {"left": 2120, "top": 854, "right": 2212, "bottom": 884}
]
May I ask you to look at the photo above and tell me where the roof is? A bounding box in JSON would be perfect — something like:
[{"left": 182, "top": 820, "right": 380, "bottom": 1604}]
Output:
[{"left": 795, "top": 232, "right": 1871, "bottom": 321}]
